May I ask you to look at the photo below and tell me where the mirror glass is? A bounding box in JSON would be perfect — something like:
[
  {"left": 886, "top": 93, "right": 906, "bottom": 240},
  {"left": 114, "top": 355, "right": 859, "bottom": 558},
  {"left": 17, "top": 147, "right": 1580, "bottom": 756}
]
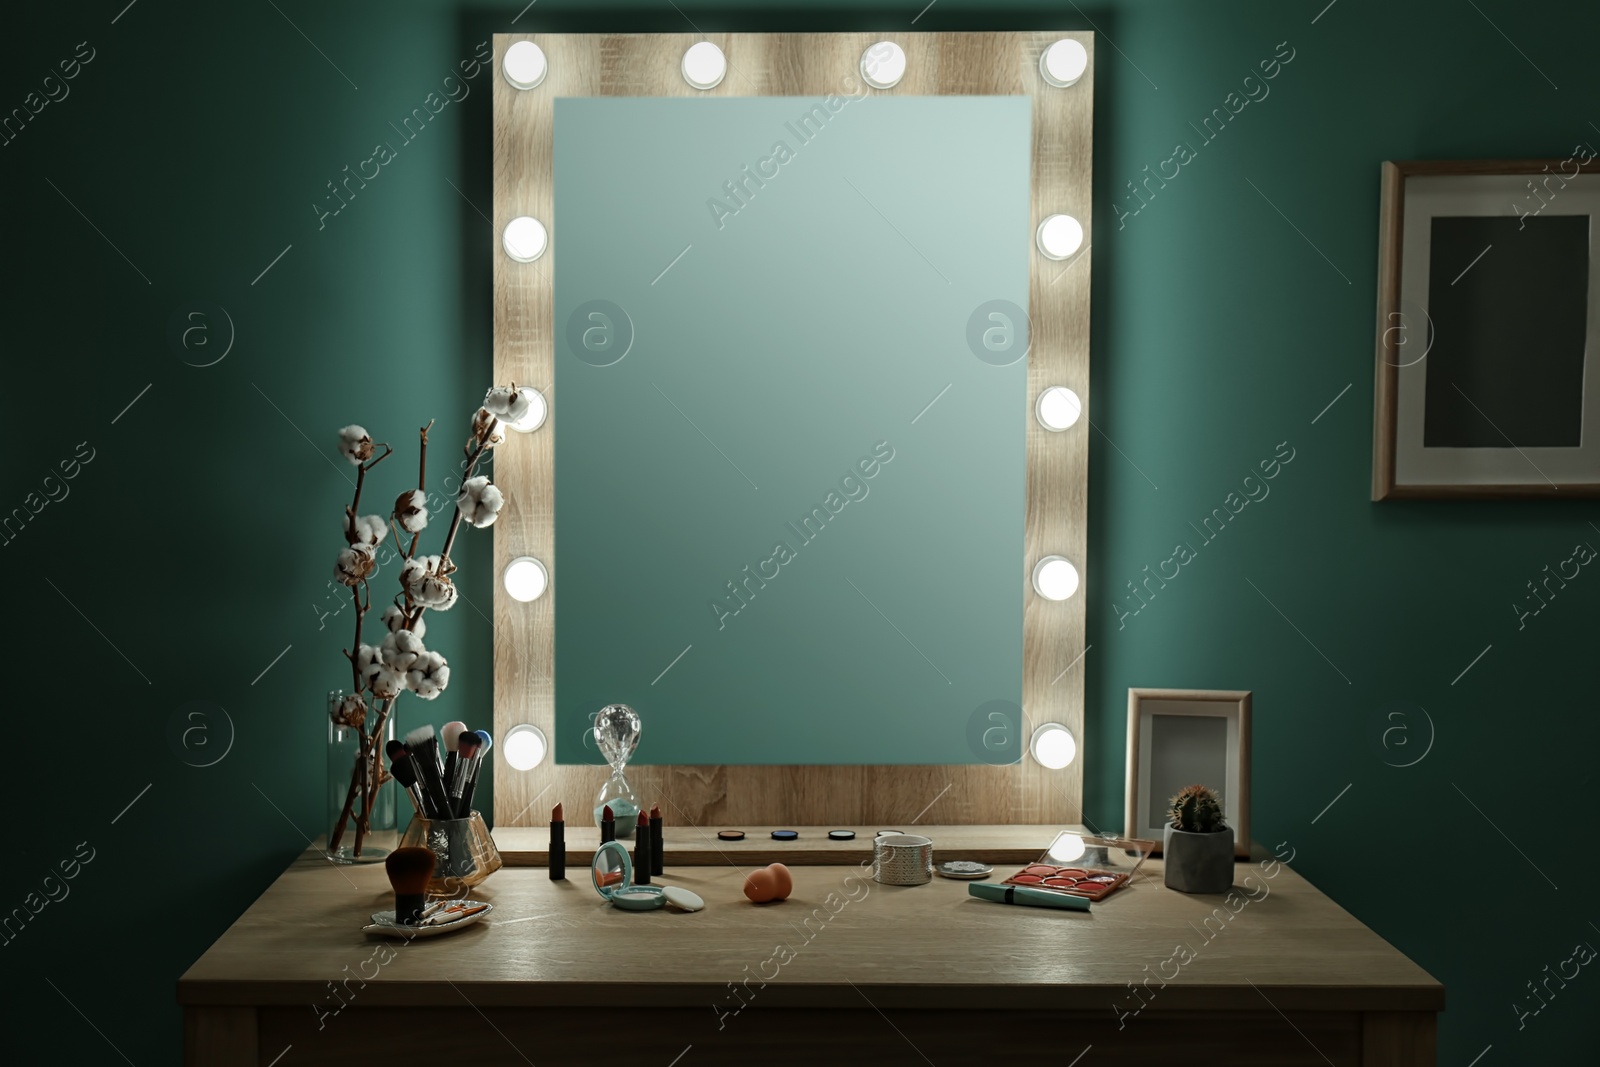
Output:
[
  {"left": 591, "top": 839, "right": 630, "bottom": 897},
  {"left": 554, "top": 95, "right": 1032, "bottom": 764}
]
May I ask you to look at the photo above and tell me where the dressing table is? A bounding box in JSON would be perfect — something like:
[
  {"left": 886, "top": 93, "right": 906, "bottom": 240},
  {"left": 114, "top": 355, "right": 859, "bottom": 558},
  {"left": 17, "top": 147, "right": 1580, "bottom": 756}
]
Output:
[{"left": 180, "top": 826, "right": 1441, "bottom": 1066}]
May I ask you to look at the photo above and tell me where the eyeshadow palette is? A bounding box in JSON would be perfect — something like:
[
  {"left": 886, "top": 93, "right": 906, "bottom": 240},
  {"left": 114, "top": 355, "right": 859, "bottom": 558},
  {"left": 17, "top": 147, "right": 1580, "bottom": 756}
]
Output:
[{"left": 1001, "top": 832, "right": 1154, "bottom": 903}]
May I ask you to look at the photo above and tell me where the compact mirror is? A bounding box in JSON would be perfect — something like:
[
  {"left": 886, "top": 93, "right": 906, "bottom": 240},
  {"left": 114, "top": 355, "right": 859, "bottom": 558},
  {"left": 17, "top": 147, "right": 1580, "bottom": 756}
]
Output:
[{"left": 590, "top": 840, "right": 665, "bottom": 910}]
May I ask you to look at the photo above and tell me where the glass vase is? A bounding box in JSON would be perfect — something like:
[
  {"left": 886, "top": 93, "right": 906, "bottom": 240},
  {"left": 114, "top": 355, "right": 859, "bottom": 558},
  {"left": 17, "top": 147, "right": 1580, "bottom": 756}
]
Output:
[
  {"left": 397, "top": 812, "right": 503, "bottom": 896},
  {"left": 325, "top": 690, "right": 396, "bottom": 864}
]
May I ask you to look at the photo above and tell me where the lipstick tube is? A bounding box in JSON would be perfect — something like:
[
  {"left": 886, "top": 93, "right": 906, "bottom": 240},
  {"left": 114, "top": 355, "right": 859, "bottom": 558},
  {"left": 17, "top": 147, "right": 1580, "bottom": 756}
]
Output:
[
  {"left": 550, "top": 804, "right": 566, "bottom": 881},
  {"left": 633, "top": 811, "right": 652, "bottom": 885}
]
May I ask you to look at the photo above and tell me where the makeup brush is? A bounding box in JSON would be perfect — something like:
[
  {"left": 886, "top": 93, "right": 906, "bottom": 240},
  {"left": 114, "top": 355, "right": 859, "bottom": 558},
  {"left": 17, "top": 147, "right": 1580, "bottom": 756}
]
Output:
[
  {"left": 385, "top": 846, "right": 437, "bottom": 925},
  {"left": 386, "top": 741, "right": 428, "bottom": 817},
  {"left": 450, "top": 730, "right": 482, "bottom": 810},
  {"left": 550, "top": 803, "right": 566, "bottom": 881},
  {"left": 601, "top": 804, "right": 615, "bottom": 843},
  {"left": 404, "top": 725, "right": 453, "bottom": 818},
  {"left": 633, "top": 810, "right": 652, "bottom": 885},
  {"left": 440, "top": 721, "right": 468, "bottom": 798},
  {"left": 457, "top": 729, "right": 492, "bottom": 817},
  {"left": 650, "top": 803, "right": 664, "bottom": 875}
]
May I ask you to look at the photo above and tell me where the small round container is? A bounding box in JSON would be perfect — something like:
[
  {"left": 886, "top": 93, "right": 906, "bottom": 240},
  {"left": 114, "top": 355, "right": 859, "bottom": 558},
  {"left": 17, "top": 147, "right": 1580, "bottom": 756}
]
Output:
[{"left": 873, "top": 833, "right": 934, "bottom": 886}]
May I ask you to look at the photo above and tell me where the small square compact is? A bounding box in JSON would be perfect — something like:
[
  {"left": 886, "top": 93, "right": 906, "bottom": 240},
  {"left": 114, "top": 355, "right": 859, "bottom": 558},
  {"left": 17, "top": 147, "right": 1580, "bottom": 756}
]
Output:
[{"left": 1000, "top": 832, "right": 1153, "bottom": 903}]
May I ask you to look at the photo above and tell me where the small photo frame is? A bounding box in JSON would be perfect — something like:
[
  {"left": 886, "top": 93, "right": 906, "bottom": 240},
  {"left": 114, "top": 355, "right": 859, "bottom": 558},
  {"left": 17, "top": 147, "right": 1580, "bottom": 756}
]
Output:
[
  {"left": 1125, "top": 688, "right": 1251, "bottom": 858},
  {"left": 1373, "top": 155, "right": 1600, "bottom": 499}
]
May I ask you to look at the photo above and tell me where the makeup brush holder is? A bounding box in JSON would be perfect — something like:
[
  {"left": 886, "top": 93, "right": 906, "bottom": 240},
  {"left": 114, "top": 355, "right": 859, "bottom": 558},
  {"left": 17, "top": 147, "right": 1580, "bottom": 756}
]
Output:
[
  {"left": 873, "top": 833, "right": 934, "bottom": 886},
  {"left": 397, "top": 812, "right": 503, "bottom": 896}
]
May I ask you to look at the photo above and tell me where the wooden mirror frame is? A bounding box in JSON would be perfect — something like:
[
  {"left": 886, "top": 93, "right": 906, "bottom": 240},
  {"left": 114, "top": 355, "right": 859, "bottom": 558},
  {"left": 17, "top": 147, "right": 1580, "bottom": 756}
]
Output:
[{"left": 491, "top": 31, "right": 1092, "bottom": 828}]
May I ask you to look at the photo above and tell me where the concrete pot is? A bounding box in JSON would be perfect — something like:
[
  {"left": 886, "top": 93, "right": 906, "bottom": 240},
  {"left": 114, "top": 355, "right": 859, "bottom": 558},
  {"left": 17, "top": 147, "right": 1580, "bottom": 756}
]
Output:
[{"left": 1163, "top": 825, "right": 1235, "bottom": 894}]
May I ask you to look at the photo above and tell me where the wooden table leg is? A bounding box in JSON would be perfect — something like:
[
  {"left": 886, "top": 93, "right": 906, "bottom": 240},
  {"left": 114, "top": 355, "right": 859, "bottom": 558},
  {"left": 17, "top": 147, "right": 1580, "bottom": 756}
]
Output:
[
  {"left": 185, "top": 1006, "right": 257, "bottom": 1067},
  {"left": 1362, "top": 1011, "right": 1437, "bottom": 1066}
]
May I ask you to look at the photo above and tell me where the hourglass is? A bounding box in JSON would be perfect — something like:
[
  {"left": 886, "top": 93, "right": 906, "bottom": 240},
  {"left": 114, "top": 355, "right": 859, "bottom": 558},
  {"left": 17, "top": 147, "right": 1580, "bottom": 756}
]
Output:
[{"left": 592, "top": 703, "right": 642, "bottom": 839}]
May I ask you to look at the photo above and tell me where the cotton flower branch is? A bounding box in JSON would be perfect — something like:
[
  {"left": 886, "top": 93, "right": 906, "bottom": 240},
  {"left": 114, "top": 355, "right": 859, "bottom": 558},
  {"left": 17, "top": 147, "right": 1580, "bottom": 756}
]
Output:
[{"left": 326, "top": 392, "right": 516, "bottom": 858}]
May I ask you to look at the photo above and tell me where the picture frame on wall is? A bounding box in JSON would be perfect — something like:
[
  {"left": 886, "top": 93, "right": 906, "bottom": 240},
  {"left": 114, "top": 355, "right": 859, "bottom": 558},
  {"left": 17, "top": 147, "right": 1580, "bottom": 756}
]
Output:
[
  {"left": 1125, "top": 688, "right": 1251, "bottom": 858},
  {"left": 1372, "top": 156, "right": 1600, "bottom": 499}
]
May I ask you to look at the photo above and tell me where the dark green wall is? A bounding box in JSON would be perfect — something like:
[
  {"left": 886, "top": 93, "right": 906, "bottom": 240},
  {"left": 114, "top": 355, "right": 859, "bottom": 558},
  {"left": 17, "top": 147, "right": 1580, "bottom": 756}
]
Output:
[{"left": 2, "top": 1, "right": 1592, "bottom": 1062}]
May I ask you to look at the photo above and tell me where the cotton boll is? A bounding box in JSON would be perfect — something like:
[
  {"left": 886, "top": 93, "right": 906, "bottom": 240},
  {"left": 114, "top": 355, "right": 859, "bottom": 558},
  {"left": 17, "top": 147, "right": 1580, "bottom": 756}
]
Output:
[
  {"left": 369, "top": 666, "right": 405, "bottom": 700},
  {"left": 331, "top": 693, "right": 368, "bottom": 728},
  {"left": 351, "top": 513, "right": 388, "bottom": 547},
  {"left": 394, "top": 490, "right": 429, "bottom": 533},
  {"left": 380, "top": 605, "right": 423, "bottom": 638},
  {"left": 472, "top": 408, "right": 507, "bottom": 449},
  {"left": 401, "top": 555, "right": 458, "bottom": 611},
  {"left": 482, "top": 386, "right": 531, "bottom": 424},
  {"left": 334, "top": 543, "right": 377, "bottom": 586},
  {"left": 458, "top": 476, "right": 504, "bottom": 528},
  {"left": 356, "top": 644, "right": 386, "bottom": 691},
  {"left": 380, "top": 629, "right": 426, "bottom": 672},
  {"left": 406, "top": 650, "right": 450, "bottom": 700},
  {"left": 338, "top": 425, "right": 373, "bottom": 465}
]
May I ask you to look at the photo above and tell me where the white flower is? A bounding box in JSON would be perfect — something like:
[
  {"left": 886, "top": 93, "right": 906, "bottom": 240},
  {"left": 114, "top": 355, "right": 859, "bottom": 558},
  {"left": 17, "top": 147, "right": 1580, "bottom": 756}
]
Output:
[
  {"left": 369, "top": 665, "right": 406, "bottom": 700},
  {"left": 380, "top": 629, "right": 426, "bottom": 672},
  {"left": 406, "top": 650, "right": 450, "bottom": 700},
  {"left": 482, "top": 386, "right": 531, "bottom": 425},
  {"left": 338, "top": 425, "right": 373, "bottom": 465},
  {"left": 401, "top": 555, "right": 458, "bottom": 611},
  {"left": 349, "top": 513, "right": 388, "bottom": 547},
  {"left": 380, "top": 605, "right": 423, "bottom": 638},
  {"left": 353, "top": 644, "right": 385, "bottom": 690},
  {"left": 330, "top": 693, "right": 367, "bottom": 727},
  {"left": 334, "top": 543, "right": 377, "bottom": 586},
  {"left": 394, "top": 490, "right": 429, "bottom": 534},
  {"left": 458, "top": 476, "right": 504, "bottom": 528},
  {"left": 472, "top": 407, "right": 507, "bottom": 449}
]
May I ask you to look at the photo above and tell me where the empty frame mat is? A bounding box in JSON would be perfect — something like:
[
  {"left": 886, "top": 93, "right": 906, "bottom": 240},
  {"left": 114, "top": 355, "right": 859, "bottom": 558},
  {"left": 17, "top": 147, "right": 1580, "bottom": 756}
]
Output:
[
  {"left": 553, "top": 96, "right": 1030, "bottom": 765},
  {"left": 1394, "top": 174, "right": 1600, "bottom": 488}
]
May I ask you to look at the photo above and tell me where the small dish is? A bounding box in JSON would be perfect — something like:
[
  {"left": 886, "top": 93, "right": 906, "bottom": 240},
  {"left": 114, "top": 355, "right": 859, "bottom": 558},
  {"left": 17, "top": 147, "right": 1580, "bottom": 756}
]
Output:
[
  {"left": 936, "top": 860, "right": 994, "bottom": 880},
  {"left": 365, "top": 900, "right": 494, "bottom": 938}
]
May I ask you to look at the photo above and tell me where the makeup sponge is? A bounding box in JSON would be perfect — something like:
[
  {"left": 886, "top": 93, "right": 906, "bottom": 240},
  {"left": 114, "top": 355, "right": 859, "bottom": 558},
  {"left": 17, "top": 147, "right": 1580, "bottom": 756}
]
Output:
[{"left": 742, "top": 863, "right": 793, "bottom": 903}]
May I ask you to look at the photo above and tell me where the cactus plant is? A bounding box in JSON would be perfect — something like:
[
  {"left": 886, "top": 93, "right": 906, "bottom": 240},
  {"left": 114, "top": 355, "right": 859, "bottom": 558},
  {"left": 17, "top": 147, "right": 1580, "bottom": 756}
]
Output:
[{"left": 1168, "top": 784, "right": 1227, "bottom": 834}]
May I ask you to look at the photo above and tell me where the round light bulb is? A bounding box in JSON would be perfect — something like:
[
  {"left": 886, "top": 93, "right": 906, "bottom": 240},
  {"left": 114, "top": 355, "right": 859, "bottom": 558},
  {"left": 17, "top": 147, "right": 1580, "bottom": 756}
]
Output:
[
  {"left": 1030, "top": 723, "right": 1077, "bottom": 770},
  {"left": 1032, "top": 556, "right": 1080, "bottom": 601},
  {"left": 503, "top": 40, "right": 548, "bottom": 90},
  {"left": 507, "top": 387, "right": 547, "bottom": 433},
  {"left": 682, "top": 41, "right": 727, "bottom": 90},
  {"left": 503, "top": 556, "right": 548, "bottom": 602},
  {"left": 503, "top": 724, "right": 548, "bottom": 770},
  {"left": 503, "top": 216, "right": 547, "bottom": 263},
  {"left": 1036, "top": 386, "right": 1082, "bottom": 431},
  {"left": 1046, "top": 832, "right": 1088, "bottom": 862},
  {"left": 1036, "top": 214, "right": 1084, "bottom": 260},
  {"left": 861, "top": 41, "right": 907, "bottom": 89},
  {"left": 1039, "top": 39, "right": 1088, "bottom": 88}
]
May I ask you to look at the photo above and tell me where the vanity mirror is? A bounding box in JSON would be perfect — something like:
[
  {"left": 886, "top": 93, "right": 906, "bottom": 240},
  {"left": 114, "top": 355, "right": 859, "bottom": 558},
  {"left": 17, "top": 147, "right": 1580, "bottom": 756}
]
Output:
[{"left": 493, "top": 32, "right": 1092, "bottom": 824}]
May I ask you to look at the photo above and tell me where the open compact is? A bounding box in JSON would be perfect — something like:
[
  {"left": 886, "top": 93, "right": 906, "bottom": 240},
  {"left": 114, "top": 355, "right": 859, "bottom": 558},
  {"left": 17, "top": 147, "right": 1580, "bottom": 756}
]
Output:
[
  {"left": 1000, "top": 831, "right": 1153, "bottom": 903},
  {"left": 591, "top": 840, "right": 704, "bottom": 912}
]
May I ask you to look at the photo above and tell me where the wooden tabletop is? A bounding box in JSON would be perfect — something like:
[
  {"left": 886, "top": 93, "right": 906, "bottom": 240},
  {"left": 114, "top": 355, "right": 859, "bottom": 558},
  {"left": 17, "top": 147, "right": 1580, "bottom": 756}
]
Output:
[
  {"left": 492, "top": 822, "right": 1115, "bottom": 866},
  {"left": 179, "top": 840, "right": 1442, "bottom": 1014}
]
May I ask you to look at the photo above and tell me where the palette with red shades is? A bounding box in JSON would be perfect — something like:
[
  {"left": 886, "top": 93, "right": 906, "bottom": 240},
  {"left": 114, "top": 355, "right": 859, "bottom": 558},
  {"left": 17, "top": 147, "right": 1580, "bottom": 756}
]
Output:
[{"left": 1000, "top": 832, "right": 1154, "bottom": 903}]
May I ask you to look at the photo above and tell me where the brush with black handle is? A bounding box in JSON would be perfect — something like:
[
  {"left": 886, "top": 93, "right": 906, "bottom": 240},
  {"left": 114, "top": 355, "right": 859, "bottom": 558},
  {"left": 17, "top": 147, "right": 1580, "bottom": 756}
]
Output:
[
  {"left": 386, "top": 739, "right": 430, "bottom": 817},
  {"left": 405, "top": 725, "right": 453, "bottom": 818},
  {"left": 449, "top": 730, "right": 482, "bottom": 814},
  {"left": 457, "top": 729, "right": 492, "bottom": 818}
]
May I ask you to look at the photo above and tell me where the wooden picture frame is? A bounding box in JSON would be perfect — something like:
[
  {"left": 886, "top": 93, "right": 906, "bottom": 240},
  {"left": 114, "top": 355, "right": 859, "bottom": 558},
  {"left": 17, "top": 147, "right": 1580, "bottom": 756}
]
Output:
[
  {"left": 491, "top": 32, "right": 1094, "bottom": 827},
  {"left": 1373, "top": 156, "right": 1600, "bottom": 499},
  {"left": 1125, "top": 688, "right": 1250, "bottom": 858}
]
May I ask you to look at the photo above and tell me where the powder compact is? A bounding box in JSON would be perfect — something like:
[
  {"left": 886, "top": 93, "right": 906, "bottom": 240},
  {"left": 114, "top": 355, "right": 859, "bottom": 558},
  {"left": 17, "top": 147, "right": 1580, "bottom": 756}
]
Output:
[
  {"left": 591, "top": 841, "right": 704, "bottom": 912},
  {"left": 1000, "top": 832, "right": 1153, "bottom": 903}
]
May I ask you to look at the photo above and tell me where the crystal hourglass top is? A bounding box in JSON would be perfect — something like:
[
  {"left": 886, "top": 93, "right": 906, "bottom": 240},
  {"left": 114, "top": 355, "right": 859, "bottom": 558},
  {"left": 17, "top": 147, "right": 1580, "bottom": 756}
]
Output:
[{"left": 594, "top": 703, "right": 641, "bottom": 768}]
